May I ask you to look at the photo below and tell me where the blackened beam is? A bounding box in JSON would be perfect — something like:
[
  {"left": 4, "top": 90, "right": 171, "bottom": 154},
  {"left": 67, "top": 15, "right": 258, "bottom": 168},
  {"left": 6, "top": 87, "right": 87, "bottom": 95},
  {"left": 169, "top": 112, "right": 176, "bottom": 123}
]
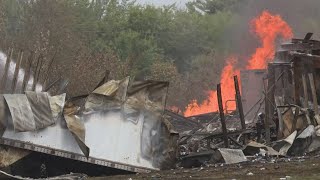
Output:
[
  {"left": 281, "top": 42, "right": 320, "bottom": 51},
  {"left": 289, "top": 52, "right": 320, "bottom": 60},
  {"left": 264, "top": 64, "right": 275, "bottom": 144},
  {"left": 164, "top": 110, "right": 201, "bottom": 127},
  {"left": 303, "top": 33, "right": 313, "bottom": 42},
  {"left": 217, "top": 83, "right": 229, "bottom": 147},
  {"left": 309, "top": 73, "right": 319, "bottom": 116},
  {"left": 199, "top": 129, "right": 255, "bottom": 140},
  {"left": 302, "top": 74, "right": 309, "bottom": 108},
  {"left": 228, "top": 136, "right": 243, "bottom": 148},
  {"left": 179, "top": 129, "right": 255, "bottom": 146},
  {"left": 234, "top": 75, "right": 246, "bottom": 130}
]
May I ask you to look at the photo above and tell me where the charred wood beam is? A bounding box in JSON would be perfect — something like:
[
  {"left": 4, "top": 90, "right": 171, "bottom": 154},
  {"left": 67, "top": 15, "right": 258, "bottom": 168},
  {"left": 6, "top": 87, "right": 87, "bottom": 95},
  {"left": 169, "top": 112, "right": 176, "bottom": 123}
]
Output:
[
  {"left": 275, "top": 96, "right": 284, "bottom": 138},
  {"left": 292, "top": 62, "right": 301, "bottom": 106},
  {"left": 265, "top": 64, "right": 275, "bottom": 144},
  {"left": 234, "top": 75, "right": 246, "bottom": 130},
  {"left": 309, "top": 73, "right": 319, "bottom": 118},
  {"left": 302, "top": 74, "right": 312, "bottom": 125},
  {"left": 228, "top": 136, "right": 243, "bottom": 148},
  {"left": 303, "top": 32, "right": 313, "bottom": 42},
  {"left": 281, "top": 42, "right": 320, "bottom": 51},
  {"left": 302, "top": 74, "right": 309, "bottom": 108},
  {"left": 217, "top": 83, "right": 229, "bottom": 148}
]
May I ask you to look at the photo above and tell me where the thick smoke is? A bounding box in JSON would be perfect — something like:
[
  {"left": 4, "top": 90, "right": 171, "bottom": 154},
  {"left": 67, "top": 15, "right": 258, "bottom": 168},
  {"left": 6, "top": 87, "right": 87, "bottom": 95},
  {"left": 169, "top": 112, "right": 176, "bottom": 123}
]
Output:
[{"left": 224, "top": 0, "right": 320, "bottom": 67}]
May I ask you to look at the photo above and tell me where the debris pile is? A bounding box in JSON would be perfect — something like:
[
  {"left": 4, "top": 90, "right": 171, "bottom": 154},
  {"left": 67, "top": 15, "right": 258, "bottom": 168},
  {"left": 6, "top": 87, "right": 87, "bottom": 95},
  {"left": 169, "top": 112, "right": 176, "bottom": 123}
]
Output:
[
  {"left": 166, "top": 33, "right": 320, "bottom": 169},
  {"left": 0, "top": 54, "right": 178, "bottom": 178}
]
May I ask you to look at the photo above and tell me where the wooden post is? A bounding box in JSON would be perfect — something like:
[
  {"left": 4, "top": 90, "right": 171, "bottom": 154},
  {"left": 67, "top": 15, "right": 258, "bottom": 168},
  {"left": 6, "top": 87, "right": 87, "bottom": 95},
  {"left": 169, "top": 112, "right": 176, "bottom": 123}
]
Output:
[
  {"left": 11, "top": 50, "right": 24, "bottom": 93},
  {"left": 301, "top": 74, "right": 312, "bottom": 125},
  {"left": 265, "top": 64, "right": 275, "bottom": 144},
  {"left": 217, "top": 83, "right": 229, "bottom": 147},
  {"left": 234, "top": 75, "right": 246, "bottom": 130},
  {"left": 309, "top": 73, "right": 319, "bottom": 116},
  {"left": 0, "top": 48, "right": 13, "bottom": 94},
  {"left": 22, "top": 52, "right": 34, "bottom": 92},
  {"left": 302, "top": 74, "right": 309, "bottom": 108},
  {"left": 292, "top": 62, "right": 301, "bottom": 106},
  {"left": 275, "top": 96, "right": 284, "bottom": 138}
]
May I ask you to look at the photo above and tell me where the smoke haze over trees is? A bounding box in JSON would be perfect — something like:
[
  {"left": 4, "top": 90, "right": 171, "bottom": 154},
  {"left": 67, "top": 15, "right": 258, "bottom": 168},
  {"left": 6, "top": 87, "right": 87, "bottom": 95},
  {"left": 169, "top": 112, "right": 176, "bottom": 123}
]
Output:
[{"left": 0, "top": 0, "right": 319, "bottom": 111}]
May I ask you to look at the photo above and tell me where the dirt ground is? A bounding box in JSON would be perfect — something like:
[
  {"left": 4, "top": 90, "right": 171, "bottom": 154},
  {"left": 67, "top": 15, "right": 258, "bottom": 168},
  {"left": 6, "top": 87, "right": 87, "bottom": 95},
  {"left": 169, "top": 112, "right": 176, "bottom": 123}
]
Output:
[{"left": 91, "top": 156, "right": 320, "bottom": 180}]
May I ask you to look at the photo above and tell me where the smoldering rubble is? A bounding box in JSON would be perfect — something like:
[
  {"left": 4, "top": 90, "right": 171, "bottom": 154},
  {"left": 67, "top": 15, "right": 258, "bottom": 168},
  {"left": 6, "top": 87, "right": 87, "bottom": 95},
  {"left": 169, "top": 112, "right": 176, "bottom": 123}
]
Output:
[{"left": 166, "top": 33, "right": 320, "bottom": 170}]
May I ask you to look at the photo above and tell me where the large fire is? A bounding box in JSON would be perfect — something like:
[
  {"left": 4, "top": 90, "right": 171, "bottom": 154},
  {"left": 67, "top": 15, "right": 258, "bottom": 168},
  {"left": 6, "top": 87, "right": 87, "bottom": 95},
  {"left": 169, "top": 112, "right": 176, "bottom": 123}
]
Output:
[
  {"left": 247, "top": 11, "right": 293, "bottom": 69},
  {"left": 184, "top": 57, "right": 239, "bottom": 116},
  {"left": 184, "top": 11, "right": 293, "bottom": 117}
]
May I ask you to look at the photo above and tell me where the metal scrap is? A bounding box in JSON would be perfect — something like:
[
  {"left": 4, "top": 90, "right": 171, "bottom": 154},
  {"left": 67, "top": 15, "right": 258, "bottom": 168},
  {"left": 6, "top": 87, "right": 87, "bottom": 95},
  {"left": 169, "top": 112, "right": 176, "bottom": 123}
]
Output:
[{"left": 218, "top": 148, "right": 247, "bottom": 164}]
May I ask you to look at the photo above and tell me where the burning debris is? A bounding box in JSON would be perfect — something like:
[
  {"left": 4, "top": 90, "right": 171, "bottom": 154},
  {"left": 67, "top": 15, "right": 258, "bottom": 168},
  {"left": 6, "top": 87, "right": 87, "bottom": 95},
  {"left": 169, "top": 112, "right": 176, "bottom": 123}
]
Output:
[
  {"left": 184, "top": 10, "right": 293, "bottom": 117},
  {"left": 167, "top": 32, "right": 320, "bottom": 171}
]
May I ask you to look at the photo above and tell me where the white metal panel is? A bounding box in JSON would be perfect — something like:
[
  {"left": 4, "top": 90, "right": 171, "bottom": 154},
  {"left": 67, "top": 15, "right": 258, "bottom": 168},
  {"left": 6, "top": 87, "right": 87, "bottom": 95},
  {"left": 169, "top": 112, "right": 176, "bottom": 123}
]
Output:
[{"left": 2, "top": 110, "right": 156, "bottom": 170}]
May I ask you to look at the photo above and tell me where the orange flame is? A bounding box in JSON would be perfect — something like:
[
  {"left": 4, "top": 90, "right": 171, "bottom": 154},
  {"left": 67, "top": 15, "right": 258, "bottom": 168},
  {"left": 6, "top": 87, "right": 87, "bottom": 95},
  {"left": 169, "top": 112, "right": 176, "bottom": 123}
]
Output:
[
  {"left": 247, "top": 11, "right": 293, "bottom": 69},
  {"left": 184, "top": 10, "right": 293, "bottom": 117},
  {"left": 184, "top": 57, "right": 239, "bottom": 117}
]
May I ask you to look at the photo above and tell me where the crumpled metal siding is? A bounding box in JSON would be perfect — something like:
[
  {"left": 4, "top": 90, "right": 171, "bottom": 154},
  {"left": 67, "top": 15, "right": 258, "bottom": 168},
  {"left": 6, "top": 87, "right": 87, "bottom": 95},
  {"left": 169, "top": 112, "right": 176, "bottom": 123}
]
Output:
[
  {"left": 64, "top": 103, "right": 89, "bottom": 157},
  {"left": 3, "top": 94, "right": 36, "bottom": 132},
  {"left": 85, "top": 77, "right": 130, "bottom": 112},
  {"left": 1, "top": 77, "right": 178, "bottom": 171},
  {"left": 0, "top": 95, "right": 8, "bottom": 136},
  {"left": 25, "top": 91, "right": 55, "bottom": 129},
  {"left": 48, "top": 93, "right": 66, "bottom": 121}
]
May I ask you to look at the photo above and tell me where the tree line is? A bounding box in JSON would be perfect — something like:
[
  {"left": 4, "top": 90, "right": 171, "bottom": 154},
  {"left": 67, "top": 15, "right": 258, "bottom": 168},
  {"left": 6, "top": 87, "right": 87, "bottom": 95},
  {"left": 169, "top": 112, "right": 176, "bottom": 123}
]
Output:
[{"left": 0, "top": 0, "right": 247, "bottom": 110}]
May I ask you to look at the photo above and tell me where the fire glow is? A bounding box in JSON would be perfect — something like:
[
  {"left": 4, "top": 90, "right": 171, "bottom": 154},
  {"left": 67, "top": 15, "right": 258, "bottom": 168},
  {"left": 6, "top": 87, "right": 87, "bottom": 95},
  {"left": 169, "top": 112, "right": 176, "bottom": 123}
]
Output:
[{"left": 184, "top": 11, "right": 293, "bottom": 117}]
